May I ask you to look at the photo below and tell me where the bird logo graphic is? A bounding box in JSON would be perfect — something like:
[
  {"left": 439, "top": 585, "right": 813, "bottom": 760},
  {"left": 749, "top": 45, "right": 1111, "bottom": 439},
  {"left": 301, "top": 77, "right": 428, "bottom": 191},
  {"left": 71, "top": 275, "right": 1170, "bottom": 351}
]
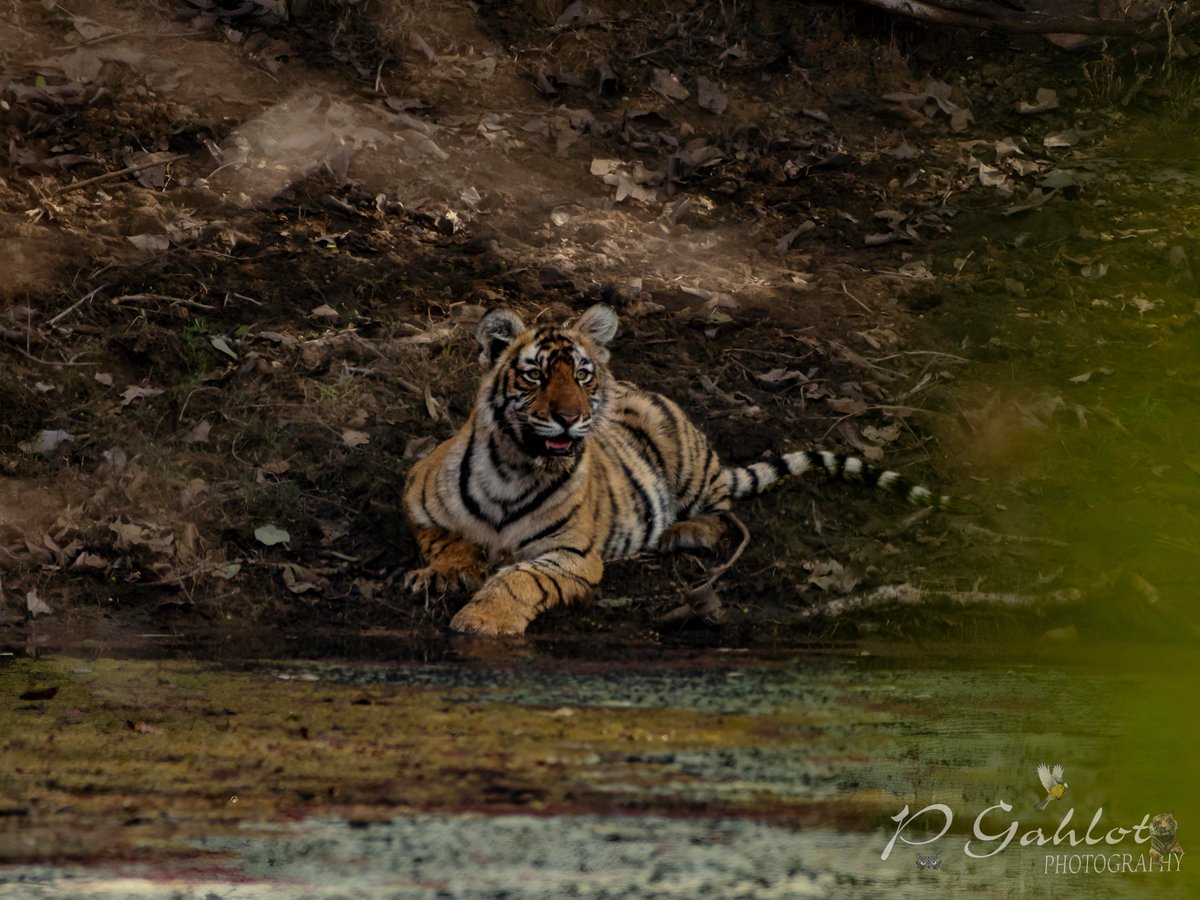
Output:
[{"left": 1035, "top": 763, "right": 1069, "bottom": 810}]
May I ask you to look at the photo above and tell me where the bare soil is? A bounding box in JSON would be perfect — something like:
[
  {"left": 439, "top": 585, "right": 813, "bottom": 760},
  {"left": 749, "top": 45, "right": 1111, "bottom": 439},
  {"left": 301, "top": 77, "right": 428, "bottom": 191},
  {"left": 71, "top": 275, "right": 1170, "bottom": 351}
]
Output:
[{"left": 0, "top": 0, "right": 1180, "bottom": 649}]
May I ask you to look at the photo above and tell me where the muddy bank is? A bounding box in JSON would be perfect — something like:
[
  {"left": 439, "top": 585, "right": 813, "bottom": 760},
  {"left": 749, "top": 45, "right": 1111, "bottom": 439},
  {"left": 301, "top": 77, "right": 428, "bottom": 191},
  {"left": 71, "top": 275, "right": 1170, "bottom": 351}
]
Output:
[{"left": 0, "top": 0, "right": 1063, "bottom": 643}]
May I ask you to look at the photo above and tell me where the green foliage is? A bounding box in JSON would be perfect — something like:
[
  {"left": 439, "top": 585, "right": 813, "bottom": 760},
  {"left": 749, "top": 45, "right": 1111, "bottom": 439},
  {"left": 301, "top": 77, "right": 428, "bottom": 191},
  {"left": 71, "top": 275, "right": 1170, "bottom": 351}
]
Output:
[{"left": 181, "top": 317, "right": 214, "bottom": 379}]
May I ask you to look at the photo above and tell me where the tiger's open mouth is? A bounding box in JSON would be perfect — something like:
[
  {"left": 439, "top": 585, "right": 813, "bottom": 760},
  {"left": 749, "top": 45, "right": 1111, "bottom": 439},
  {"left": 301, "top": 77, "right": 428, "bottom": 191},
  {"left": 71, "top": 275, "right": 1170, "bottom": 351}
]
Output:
[
  {"left": 519, "top": 426, "right": 584, "bottom": 458},
  {"left": 543, "top": 437, "right": 577, "bottom": 456}
]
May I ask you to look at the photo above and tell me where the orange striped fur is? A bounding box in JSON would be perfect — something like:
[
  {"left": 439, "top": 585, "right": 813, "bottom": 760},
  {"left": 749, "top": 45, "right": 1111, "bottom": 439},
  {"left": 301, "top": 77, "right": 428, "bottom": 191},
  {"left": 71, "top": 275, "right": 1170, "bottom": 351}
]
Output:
[{"left": 403, "top": 305, "right": 975, "bottom": 635}]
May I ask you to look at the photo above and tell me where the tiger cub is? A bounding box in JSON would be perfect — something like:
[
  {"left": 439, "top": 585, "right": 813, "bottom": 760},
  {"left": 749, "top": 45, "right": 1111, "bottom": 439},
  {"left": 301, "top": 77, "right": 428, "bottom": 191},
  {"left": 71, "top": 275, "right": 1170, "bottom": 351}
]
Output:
[
  {"left": 1150, "top": 813, "right": 1183, "bottom": 867},
  {"left": 403, "top": 305, "right": 976, "bottom": 635}
]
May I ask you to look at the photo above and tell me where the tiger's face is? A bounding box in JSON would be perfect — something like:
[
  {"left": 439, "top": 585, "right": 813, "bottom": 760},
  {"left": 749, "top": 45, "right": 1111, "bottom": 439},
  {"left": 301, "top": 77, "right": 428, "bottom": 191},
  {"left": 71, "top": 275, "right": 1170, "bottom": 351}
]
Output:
[
  {"left": 1151, "top": 813, "right": 1178, "bottom": 843},
  {"left": 475, "top": 305, "right": 618, "bottom": 460}
]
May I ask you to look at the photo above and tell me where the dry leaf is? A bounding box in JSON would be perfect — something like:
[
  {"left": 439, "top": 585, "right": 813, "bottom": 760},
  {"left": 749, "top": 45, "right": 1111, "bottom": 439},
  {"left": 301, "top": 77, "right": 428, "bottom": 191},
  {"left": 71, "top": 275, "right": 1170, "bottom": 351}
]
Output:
[
  {"left": 757, "top": 368, "right": 807, "bottom": 387},
  {"left": 696, "top": 77, "right": 727, "bottom": 114},
  {"left": 282, "top": 563, "right": 323, "bottom": 594},
  {"left": 121, "top": 386, "right": 164, "bottom": 406},
  {"left": 423, "top": 385, "right": 444, "bottom": 421},
  {"left": 71, "top": 552, "right": 109, "bottom": 570},
  {"left": 26, "top": 589, "right": 53, "bottom": 617},
  {"left": 127, "top": 234, "right": 170, "bottom": 251},
  {"left": 342, "top": 428, "right": 370, "bottom": 448},
  {"left": 182, "top": 419, "right": 212, "bottom": 444},
  {"left": 650, "top": 68, "right": 689, "bottom": 101},
  {"left": 1017, "top": 87, "right": 1058, "bottom": 114},
  {"left": 978, "top": 163, "right": 1009, "bottom": 189},
  {"left": 110, "top": 521, "right": 147, "bottom": 549},
  {"left": 556, "top": 1, "right": 607, "bottom": 26}
]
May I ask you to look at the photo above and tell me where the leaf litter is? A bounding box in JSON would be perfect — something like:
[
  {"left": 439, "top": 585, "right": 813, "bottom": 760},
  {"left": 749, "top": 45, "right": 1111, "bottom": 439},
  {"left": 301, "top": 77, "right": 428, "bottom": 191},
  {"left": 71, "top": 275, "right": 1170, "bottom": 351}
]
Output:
[{"left": 0, "top": 0, "right": 1183, "bottom": 647}]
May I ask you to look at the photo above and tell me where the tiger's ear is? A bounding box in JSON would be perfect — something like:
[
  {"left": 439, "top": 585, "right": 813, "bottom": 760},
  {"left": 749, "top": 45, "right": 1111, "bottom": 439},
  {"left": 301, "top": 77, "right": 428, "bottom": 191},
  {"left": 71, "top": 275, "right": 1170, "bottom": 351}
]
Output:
[
  {"left": 476, "top": 308, "right": 526, "bottom": 368},
  {"left": 574, "top": 304, "right": 618, "bottom": 346}
]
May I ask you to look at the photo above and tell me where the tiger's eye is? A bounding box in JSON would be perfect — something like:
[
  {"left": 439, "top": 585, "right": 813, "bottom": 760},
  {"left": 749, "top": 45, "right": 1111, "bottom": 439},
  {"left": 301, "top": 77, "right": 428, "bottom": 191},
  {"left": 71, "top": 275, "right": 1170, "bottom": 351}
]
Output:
[
  {"left": 576, "top": 370, "right": 593, "bottom": 384},
  {"left": 520, "top": 369, "right": 541, "bottom": 385}
]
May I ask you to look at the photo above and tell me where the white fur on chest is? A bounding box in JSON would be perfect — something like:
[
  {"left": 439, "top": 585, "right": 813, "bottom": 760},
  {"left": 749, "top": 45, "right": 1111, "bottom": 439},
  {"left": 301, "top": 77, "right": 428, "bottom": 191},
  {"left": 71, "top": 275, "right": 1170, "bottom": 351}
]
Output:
[{"left": 439, "top": 435, "right": 586, "bottom": 561}]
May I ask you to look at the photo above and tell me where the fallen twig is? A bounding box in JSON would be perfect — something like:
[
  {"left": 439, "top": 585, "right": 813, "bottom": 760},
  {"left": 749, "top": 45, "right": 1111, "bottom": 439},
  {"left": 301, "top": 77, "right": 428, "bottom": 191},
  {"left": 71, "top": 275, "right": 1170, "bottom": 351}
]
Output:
[
  {"left": 110, "top": 293, "right": 214, "bottom": 311},
  {"left": 797, "top": 583, "right": 1083, "bottom": 620},
  {"left": 693, "top": 511, "right": 751, "bottom": 594},
  {"left": 0, "top": 334, "right": 96, "bottom": 367},
  {"left": 845, "top": 0, "right": 1189, "bottom": 36},
  {"left": 55, "top": 154, "right": 187, "bottom": 196},
  {"left": 659, "top": 512, "right": 752, "bottom": 625},
  {"left": 953, "top": 521, "right": 1071, "bottom": 548},
  {"left": 48, "top": 284, "right": 108, "bottom": 327}
]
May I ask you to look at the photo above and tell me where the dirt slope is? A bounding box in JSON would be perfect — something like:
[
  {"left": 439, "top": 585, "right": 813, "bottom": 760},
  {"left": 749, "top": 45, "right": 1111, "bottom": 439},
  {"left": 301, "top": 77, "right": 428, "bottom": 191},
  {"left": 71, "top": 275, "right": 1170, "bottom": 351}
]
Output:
[{"left": 0, "top": 0, "right": 1118, "bottom": 645}]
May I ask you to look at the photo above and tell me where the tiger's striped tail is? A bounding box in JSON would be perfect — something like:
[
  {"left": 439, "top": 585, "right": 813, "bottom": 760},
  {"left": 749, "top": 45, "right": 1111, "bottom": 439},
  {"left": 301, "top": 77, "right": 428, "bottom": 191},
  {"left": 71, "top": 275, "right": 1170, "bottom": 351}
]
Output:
[{"left": 724, "top": 450, "right": 980, "bottom": 514}]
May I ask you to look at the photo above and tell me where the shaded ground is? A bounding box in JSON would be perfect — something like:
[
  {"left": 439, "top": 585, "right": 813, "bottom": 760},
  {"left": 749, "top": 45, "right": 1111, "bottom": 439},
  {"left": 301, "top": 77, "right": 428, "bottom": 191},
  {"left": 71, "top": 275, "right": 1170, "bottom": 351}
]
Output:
[{"left": 1, "top": 1, "right": 1198, "bottom": 644}]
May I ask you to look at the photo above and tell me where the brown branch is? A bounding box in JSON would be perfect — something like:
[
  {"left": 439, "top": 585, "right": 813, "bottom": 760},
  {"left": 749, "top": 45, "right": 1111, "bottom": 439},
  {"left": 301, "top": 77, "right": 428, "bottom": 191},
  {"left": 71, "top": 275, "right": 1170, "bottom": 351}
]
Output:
[
  {"left": 846, "top": 0, "right": 1182, "bottom": 36},
  {"left": 796, "top": 583, "right": 1084, "bottom": 620},
  {"left": 693, "top": 511, "right": 751, "bottom": 594},
  {"left": 659, "top": 512, "right": 753, "bottom": 625},
  {"left": 0, "top": 332, "right": 96, "bottom": 366},
  {"left": 55, "top": 154, "right": 187, "bottom": 196}
]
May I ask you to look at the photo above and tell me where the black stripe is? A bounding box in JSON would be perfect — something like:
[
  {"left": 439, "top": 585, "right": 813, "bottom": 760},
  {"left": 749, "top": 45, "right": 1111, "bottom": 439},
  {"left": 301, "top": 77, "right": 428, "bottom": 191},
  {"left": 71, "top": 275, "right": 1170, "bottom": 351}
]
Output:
[
  {"left": 498, "top": 417, "right": 523, "bottom": 447},
  {"left": 645, "top": 393, "right": 688, "bottom": 477},
  {"left": 457, "top": 432, "right": 498, "bottom": 527},
  {"left": 517, "top": 500, "right": 583, "bottom": 549},
  {"left": 543, "top": 568, "right": 564, "bottom": 607},
  {"left": 746, "top": 467, "right": 760, "bottom": 494},
  {"left": 487, "top": 367, "right": 516, "bottom": 410},
  {"left": 526, "top": 568, "right": 550, "bottom": 610},
  {"left": 705, "top": 452, "right": 722, "bottom": 487},
  {"left": 601, "top": 478, "right": 620, "bottom": 524},
  {"left": 549, "top": 567, "right": 596, "bottom": 590},
  {"left": 499, "top": 465, "right": 576, "bottom": 529},
  {"left": 613, "top": 420, "right": 669, "bottom": 475},
  {"left": 683, "top": 451, "right": 718, "bottom": 516},
  {"left": 771, "top": 457, "right": 791, "bottom": 480},
  {"left": 486, "top": 434, "right": 512, "bottom": 476},
  {"left": 613, "top": 454, "right": 659, "bottom": 544},
  {"left": 645, "top": 392, "right": 683, "bottom": 431}
]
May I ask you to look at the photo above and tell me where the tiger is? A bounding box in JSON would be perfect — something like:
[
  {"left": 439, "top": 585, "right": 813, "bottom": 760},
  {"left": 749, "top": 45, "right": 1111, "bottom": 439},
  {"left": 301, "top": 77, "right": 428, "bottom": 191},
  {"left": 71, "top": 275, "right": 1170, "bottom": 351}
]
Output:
[
  {"left": 402, "top": 304, "right": 977, "bottom": 635},
  {"left": 1149, "top": 813, "right": 1183, "bottom": 867}
]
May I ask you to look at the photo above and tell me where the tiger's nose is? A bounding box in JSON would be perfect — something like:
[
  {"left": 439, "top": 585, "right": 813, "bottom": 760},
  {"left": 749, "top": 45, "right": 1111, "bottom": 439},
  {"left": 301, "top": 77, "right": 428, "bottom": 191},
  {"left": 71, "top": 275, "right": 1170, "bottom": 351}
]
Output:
[{"left": 553, "top": 409, "right": 580, "bottom": 426}]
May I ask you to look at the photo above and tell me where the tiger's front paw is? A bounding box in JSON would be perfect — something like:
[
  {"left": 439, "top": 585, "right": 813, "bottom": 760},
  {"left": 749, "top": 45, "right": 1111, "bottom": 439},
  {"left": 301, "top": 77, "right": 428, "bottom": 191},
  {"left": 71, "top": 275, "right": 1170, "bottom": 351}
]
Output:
[
  {"left": 403, "top": 564, "right": 486, "bottom": 595},
  {"left": 449, "top": 590, "right": 531, "bottom": 636}
]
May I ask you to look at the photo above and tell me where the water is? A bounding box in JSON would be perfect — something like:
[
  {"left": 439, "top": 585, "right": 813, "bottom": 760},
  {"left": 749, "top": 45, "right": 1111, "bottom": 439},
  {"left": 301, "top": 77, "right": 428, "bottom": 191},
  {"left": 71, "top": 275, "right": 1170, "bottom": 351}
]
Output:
[{"left": 1, "top": 642, "right": 1194, "bottom": 898}]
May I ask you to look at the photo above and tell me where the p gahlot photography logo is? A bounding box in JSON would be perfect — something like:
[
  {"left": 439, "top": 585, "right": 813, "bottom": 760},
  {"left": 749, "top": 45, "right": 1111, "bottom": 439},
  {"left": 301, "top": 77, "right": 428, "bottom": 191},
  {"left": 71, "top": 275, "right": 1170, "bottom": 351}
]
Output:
[{"left": 885, "top": 762, "right": 1185, "bottom": 877}]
